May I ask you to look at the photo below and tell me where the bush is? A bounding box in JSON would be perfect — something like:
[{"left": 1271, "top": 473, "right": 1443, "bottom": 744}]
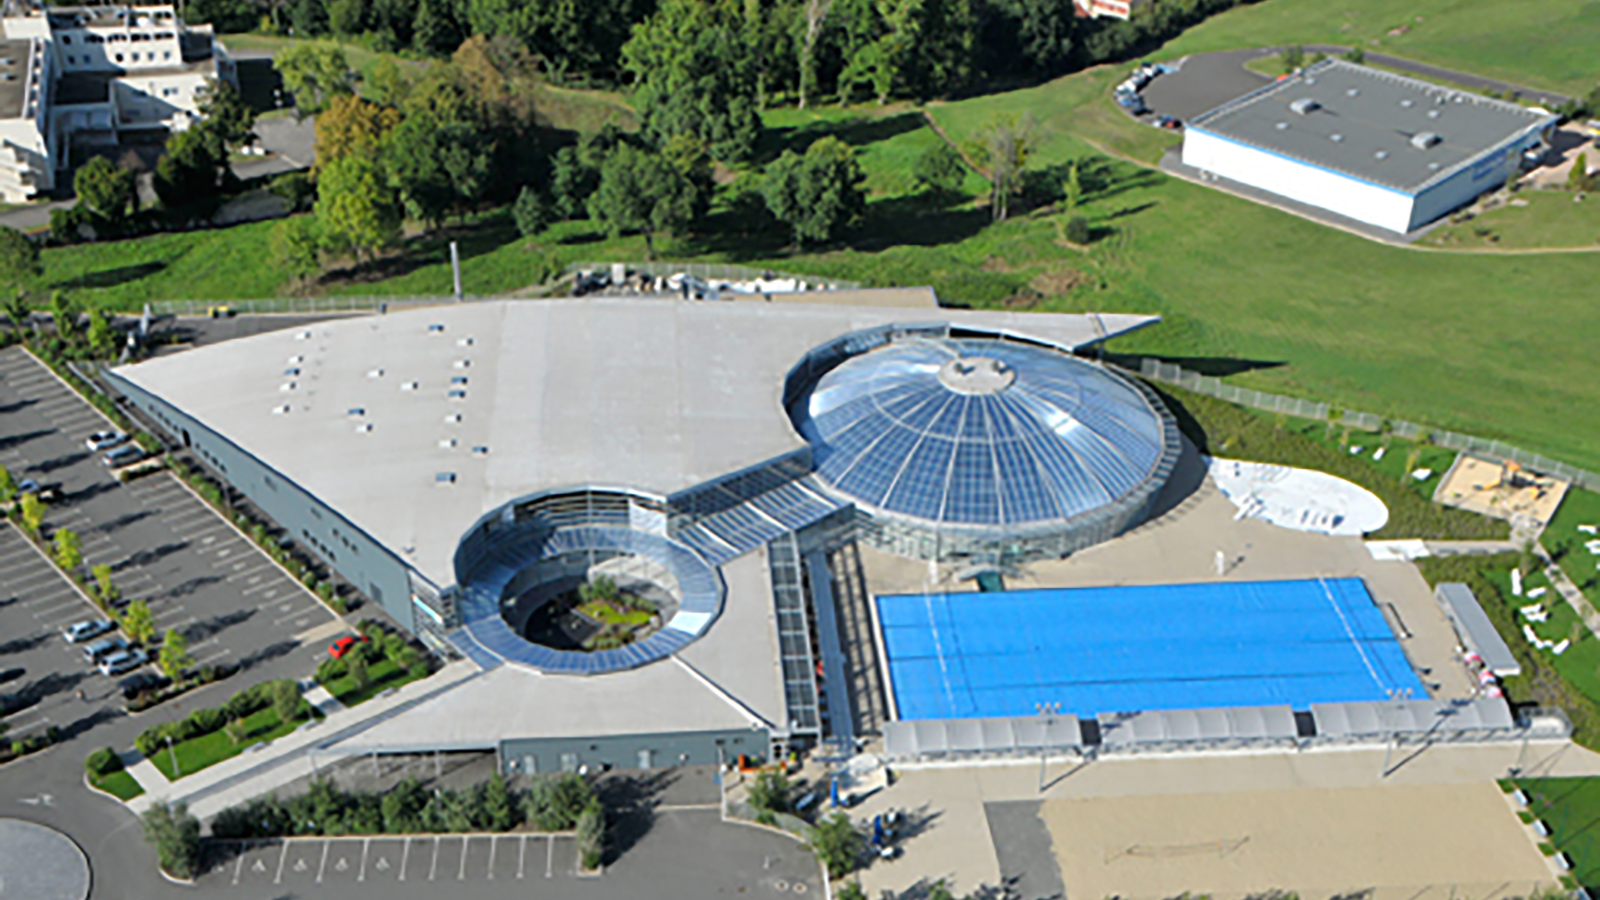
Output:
[
  {"left": 576, "top": 799, "right": 604, "bottom": 870},
  {"left": 747, "top": 770, "right": 791, "bottom": 814},
  {"left": 315, "top": 657, "right": 347, "bottom": 685},
  {"left": 1063, "top": 215, "right": 1090, "bottom": 245},
  {"left": 523, "top": 773, "right": 594, "bottom": 831},
  {"left": 807, "top": 812, "right": 865, "bottom": 879},
  {"left": 187, "top": 706, "right": 227, "bottom": 736},
  {"left": 86, "top": 746, "right": 123, "bottom": 777},
  {"left": 269, "top": 171, "right": 317, "bottom": 212},
  {"left": 913, "top": 142, "right": 966, "bottom": 196}
]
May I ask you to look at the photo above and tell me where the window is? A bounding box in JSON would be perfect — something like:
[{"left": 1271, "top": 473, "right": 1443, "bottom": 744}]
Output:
[
  {"left": 162, "top": 50, "right": 170, "bottom": 60},
  {"left": 61, "top": 35, "right": 72, "bottom": 44},
  {"left": 114, "top": 52, "right": 123, "bottom": 62}
]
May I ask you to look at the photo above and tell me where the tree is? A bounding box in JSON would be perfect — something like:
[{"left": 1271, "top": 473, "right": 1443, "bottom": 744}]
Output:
[
  {"left": 17, "top": 492, "right": 44, "bottom": 535},
  {"left": 762, "top": 136, "right": 866, "bottom": 247},
  {"left": 513, "top": 187, "right": 550, "bottom": 237},
  {"left": 482, "top": 773, "right": 515, "bottom": 831},
  {"left": 0, "top": 226, "right": 40, "bottom": 296},
  {"left": 224, "top": 716, "right": 248, "bottom": 745},
  {"left": 1062, "top": 215, "right": 1089, "bottom": 245},
  {"left": 1342, "top": 47, "right": 1365, "bottom": 64},
  {"left": 154, "top": 127, "right": 228, "bottom": 218},
  {"left": 315, "top": 155, "right": 402, "bottom": 261},
  {"left": 914, "top": 141, "right": 966, "bottom": 196},
  {"left": 274, "top": 44, "right": 356, "bottom": 117},
  {"left": 807, "top": 812, "right": 864, "bottom": 879},
  {"left": 53, "top": 527, "right": 82, "bottom": 572},
  {"left": 1281, "top": 44, "right": 1305, "bottom": 74},
  {"left": 622, "top": 0, "right": 761, "bottom": 163},
  {"left": 836, "top": 882, "right": 867, "bottom": 900},
  {"left": 74, "top": 156, "right": 137, "bottom": 226},
  {"left": 1060, "top": 159, "right": 1081, "bottom": 214},
  {"left": 412, "top": 0, "right": 463, "bottom": 56},
  {"left": 271, "top": 216, "right": 323, "bottom": 285},
  {"left": 384, "top": 73, "right": 496, "bottom": 226},
  {"left": 142, "top": 801, "right": 202, "bottom": 879},
  {"left": 0, "top": 465, "right": 14, "bottom": 503},
  {"left": 587, "top": 143, "right": 702, "bottom": 259},
  {"left": 576, "top": 799, "right": 604, "bottom": 870},
  {"left": 1569, "top": 151, "right": 1596, "bottom": 192},
  {"left": 314, "top": 94, "right": 401, "bottom": 171},
  {"left": 746, "top": 769, "right": 791, "bottom": 813},
  {"left": 347, "top": 651, "right": 370, "bottom": 690},
  {"left": 798, "top": 0, "right": 833, "bottom": 109},
  {"left": 158, "top": 628, "right": 194, "bottom": 680},
  {"left": 270, "top": 678, "right": 301, "bottom": 723},
  {"left": 92, "top": 563, "right": 118, "bottom": 604},
  {"left": 122, "top": 599, "right": 156, "bottom": 645},
  {"left": 3, "top": 291, "right": 29, "bottom": 331},
  {"left": 970, "top": 113, "right": 1033, "bottom": 221},
  {"left": 50, "top": 291, "right": 80, "bottom": 344},
  {"left": 86, "top": 312, "right": 118, "bottom": 359},
  {"left": 197, "top": 80, "right": 259, "bottom": 149}
]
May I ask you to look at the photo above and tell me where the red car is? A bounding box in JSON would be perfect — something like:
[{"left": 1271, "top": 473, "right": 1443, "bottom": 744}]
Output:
[{"left": 329, "top": 635, "right": 367, "bottom": 658}]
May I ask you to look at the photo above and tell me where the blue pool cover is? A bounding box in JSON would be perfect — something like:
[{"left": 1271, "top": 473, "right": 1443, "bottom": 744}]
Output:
[{"left": 876, "top": 578, "right": 1424, "bottom": 720}]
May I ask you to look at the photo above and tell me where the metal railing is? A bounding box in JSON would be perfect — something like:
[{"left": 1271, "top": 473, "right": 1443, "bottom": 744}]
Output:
[
  {"left": 1137, "top": 358, "right": 1600, "bottom": 490},
  {"left": 567, "top": 261, "right": 860, "bottom": 291},
  {"left": 147, "top": 295, "right": 468, "bottom": 316}
]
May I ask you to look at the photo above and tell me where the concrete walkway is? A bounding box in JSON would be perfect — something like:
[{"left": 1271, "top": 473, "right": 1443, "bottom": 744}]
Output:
[
  {"left": 124, "top": 756, "right": 169, "bottom": 797},
  {"left": 126, "top": 660, "right": 480, "bottom": 819},
  {"left": 303, "top": 684, "right": 347, "bottom": 716}
]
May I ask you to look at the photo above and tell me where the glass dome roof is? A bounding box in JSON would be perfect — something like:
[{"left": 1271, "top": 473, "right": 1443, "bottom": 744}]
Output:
[{"left": 792, "top": 337, "right": 1170, "bottom": 528}]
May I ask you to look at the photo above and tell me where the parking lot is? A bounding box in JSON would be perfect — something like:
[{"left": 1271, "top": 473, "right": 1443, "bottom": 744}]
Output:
[
  {"left": 0, "top": 346, "right": 346, "bottom": 738},
  {"left": 195, "top": 808, "right": 822, "bottom": 900}
]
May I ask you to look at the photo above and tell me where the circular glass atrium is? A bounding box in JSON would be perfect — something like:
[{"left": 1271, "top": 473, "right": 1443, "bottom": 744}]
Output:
[{"left": 789, "top": 335, "right": 1180, "bottom": 563}]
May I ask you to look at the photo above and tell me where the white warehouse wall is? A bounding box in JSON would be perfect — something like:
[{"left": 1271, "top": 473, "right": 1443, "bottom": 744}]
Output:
[
  {"left": 1182, "top": 128, "right": 1416, "bottom": 233},
  {"left": 1407, "top": 129, "right": 1545, "bottom": 231}
]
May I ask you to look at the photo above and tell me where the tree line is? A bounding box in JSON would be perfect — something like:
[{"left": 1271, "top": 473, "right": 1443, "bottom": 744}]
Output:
[{"left": 196, "top": 0, "right": 1262, "bottom": 105}]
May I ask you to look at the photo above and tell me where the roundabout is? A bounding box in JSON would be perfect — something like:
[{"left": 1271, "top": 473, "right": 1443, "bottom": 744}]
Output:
[{"left": 0, "top": 818, "right": 90, "bottom": 900}]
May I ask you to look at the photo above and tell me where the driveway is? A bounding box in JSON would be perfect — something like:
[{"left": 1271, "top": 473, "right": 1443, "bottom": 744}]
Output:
[{"left": 1140, "top": 49, "right": 1273, "bottom": 123}]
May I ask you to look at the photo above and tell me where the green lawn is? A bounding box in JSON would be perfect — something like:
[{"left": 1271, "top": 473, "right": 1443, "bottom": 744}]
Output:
[
  {"left": 1268, "top": 414, "right": 1464, "bottom": 504},
  {"left": 1545, "top": 488, "right": 1600, "bottom": 613},
  {"left": 90, "top": 769, "right": 144, "bottom": 801},
  {"left": 322, "top": 657, "right": 429, "bottom": 708},
  {"left": 1516, "top": 777, "right": 1600, "bottom": 887},
  {"left": 577, "top": 600, "right": 652, "bottom": 627},
  {"left": 1152, "top": 0, "right": 1600, "bottom": 96},
  {"left": 149, "top": 705, "right": 315, "bottom": 781},
  {"left": 1419, "top": 189, "right": 1600, "bottom": 250}
]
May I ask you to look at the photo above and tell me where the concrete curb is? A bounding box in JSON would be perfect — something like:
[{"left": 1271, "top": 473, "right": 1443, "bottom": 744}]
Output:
[{"left": 81, "top": 770, "right": 142, "bottom": 806}]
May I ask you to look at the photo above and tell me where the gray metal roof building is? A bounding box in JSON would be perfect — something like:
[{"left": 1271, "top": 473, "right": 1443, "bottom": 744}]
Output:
[
  {"left": 1182, "top": 59, "right": 1558, "bottom": 233},
  {"left": 1435, "top": 582, "right": 1522, "bottom": 678}
]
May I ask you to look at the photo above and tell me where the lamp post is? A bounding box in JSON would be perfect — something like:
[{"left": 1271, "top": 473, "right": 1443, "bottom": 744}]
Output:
[{"left": 166, "top": 734, "right": 180, "bottom": 778}]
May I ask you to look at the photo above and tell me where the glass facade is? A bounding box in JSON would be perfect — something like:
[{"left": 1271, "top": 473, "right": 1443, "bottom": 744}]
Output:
[{"left": 788, "top": 334, "right": 1180, "bottom": 565}]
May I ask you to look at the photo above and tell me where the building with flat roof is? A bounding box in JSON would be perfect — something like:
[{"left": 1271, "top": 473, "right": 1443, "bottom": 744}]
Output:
[
  {"left": 107, "top": 291, "right": 1169, "bottom": 769},
  {"left": 1182, "top": 59, "right": 1558, "bottom": 233},
  {"left": 0, "top": 3, "right": 233, "bottom": 201}
]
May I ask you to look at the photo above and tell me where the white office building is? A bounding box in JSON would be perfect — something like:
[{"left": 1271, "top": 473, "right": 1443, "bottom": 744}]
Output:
[
  {"left": 0, "top": 3, "right": 233, "bottom": 202},
  {"left": 1182, "top": 59, "right": 1558, "bottom": 234}
]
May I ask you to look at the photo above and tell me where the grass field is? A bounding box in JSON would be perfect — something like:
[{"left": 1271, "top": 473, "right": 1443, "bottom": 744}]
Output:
[
  {"left": 1152, "top": 0, "right": 1600, "bottom": 96},
  {"left": 1419, "top": 189, "right": 1600, "bottom": 250},
  {"left": 321, "top": 657, "right": 429, "bottom": 707},
  {"left": 1516, "top": 777, "right": 1600, "bottom": 887},
  {"left": 149, "top": 704, "right": 315, "bottom": 780},
  {"left": 1545, "top": 488, "right": 1600, "bottom": 611},
  {"left": 90, "top": 768, "right": 145, "bottom": 801}
]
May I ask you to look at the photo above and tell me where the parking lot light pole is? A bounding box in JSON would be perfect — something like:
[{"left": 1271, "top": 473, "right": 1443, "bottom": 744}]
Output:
[{"left": 167, "top": 734, "right": 180, "bottom": 778}]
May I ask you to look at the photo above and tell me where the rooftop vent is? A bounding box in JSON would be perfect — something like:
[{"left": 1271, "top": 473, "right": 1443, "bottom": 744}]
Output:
[
  {"left": 401, "top": 381, "right": 419, "bottom": 392},
  {"left": 1346, "top": 87, "right": 1359, "bottom": 97},
  {"left": 347, "top": 407, "right": 366, "bottom": 417},
  {"left": 287, "top": 355, "right": 304, "bottom": 364},
  {"left": 1400, "top": 99, "right": 1415, "bottom": 108},
  {"left": 296, "top": 331, "right": 311, "bottom": 340},
  {"left": 355, "top": 423, "right": 373, "bottom": 433},
  {"left": 279, "top": 381, "right": 296, "bottom": 392},
  {"left": 1374, "top": 150, "right": 1389, "bottom": 160},
  {"left": 471, "top": 446, "right": 489, "bottom": 456},
  {"left": 451, "top": 376, "right": 468, "bottom": 385},
  {"left": 457, "top": 337, "right": 474, "bottom": 347},
  {"left": 1427, "top": 162, "right": 1442, "bottom": 170},
  {"left": 444, "top": 413, "right": 462, "bottom": 424},
  {"left": 1289, "top": 98, "right": 1320, "bottom": 115},
  {"left": 447, "top": 389, "right": 467, "bottom": 400},
  {"left": 439, "top": 437, "right": 457, "bottom": 449},
  {"left": 1330, "top": 133, "right": 1344, "bottom": 142},
  {"left": 1428, "top": 109, "right": 1441, "bottom": 119},
  {"left": 453, "top": 359, "right": 471, "bottom": 369},
  {"left": 435, "top": 472, "right": 457, "bottom": 485},
  {"left": 427, "top": 323, "right": 445, "bottom": 333},
  {"left": 283, "top": 367, "right": 300, "bottom": 376},
  {"left": 1410, "top": 131, "right": 1442, "bottom": 150},
  {"left": 1275, "top": 121, "right": 1290, "bottom": 131},
  {"left": 367, "top": 368, "right": 384, "bottom": 378},
  {"left": 272, "top": 404, "right": 291, "bottom": 415}
]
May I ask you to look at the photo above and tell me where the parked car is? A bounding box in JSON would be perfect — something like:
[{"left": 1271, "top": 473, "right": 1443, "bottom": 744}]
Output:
[
  {"left": 85, "top": 431, "right": 128, "bottom": 452},
  {"left": 1155, "top": 115, "right": 1183, "bottom": 130},
  {"left": 118, "top": 671, "right": 171, "bottom": 700},
  {"left": 99, "top": 648, "right": 148, "bottom": 677},
  {"left": 102, "top": 446, "right": 145, "bottom": 468},
  {"left": 82, "top": 636, "right": 127, "bottom": 663},
  {"left": 63, "top": 619, "right": 114, "bottom": 643},
  {"left": 17, "top": 479, "right": 62, "bottom": 503},
  {"left": 329, "top": 634, "right": 368, "bottom": 659}
]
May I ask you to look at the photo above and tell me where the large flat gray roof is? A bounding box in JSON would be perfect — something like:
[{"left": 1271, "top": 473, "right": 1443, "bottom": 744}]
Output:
[
  {"left": 1189, "top": 58, "right": 1556, "bottom": 193},
  {"left": 114, "top": 295, "right": 1157, "bottom": 587}
]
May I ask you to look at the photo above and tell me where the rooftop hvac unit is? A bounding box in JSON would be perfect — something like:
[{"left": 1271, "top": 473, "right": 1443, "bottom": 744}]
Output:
[
  {"left": 1410, "top": 131, "right": 1442, "bottom": 150},
  {"left": 1289, "top": 98, "right": 1320, "bottom": 115}
]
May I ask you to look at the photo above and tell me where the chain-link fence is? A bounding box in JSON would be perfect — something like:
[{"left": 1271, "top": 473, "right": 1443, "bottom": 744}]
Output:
[
  {"left": 1137, "top": 358, "right": 1600, "bottom": 491},
  {"left": 147, "top": 295, "right": 467, "bottom": 316}
]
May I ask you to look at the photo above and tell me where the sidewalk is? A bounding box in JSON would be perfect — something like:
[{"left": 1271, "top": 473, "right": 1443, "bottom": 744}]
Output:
[{"left": 127, "top": 660, "right": 480, "bottom": 819}]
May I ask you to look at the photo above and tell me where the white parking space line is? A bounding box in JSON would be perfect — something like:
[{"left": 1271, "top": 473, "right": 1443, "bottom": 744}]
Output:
[
  {"left": 458, "top": 836, "right": 469, "bottom": 881},
  {"left": 274, "top": 840, "right": 290, "bottom": 884},
  {"left": 358, "top": 839, "right": 370, "bottom": 882},
  {"left": 429, "top": 837, "right": 440, "bottom": 882},
  {"left": 399, "top": 837, "right": 410, "bottom": 882},
  {"left": 486, "top": 835, "right": 496, "bottom": 880},
  {"left": 316, "top": 840, "right": 330, "bottom": 883},
  {"left": 547, "top": 834, "right": 554, "bottom": 877}
]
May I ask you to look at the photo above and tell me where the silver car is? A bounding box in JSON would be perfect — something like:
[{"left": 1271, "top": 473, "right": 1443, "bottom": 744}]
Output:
[
  {"left": 99, "top": 648, "right": 147, "bottom": 677},
  {"left": 63, "top": 619, "right": 114, "bottom": 643},
  {"left": 82, "top": 636, "right": 127, "bottom": 663}
]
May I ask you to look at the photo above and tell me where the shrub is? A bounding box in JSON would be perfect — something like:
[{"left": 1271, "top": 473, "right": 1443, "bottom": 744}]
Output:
[
  {"left": 576, "top": 799, "right": 604, "bottom": 870},
  {"left": 913, "top": 142, "right": 966, "bottom": 196},
  {"left": 187, "top": 707, "right": 227, "bottom": 736},
  {"left": 523, "top": 773, "right": 594, "bottom": 831},
  {"left": 747, "top": 770, "right": 791, "bottom": 814},
  {"left": 513, "top": 186, "right": 550, "bottom": 237},
  {"left": 142, "top": 801, "right": 202, "bottom": 879},
  {"left": 808, "top": 812, "right": 865, "bottom": 879},
  {"left": 86, "top": 746, "right": 123, "bottom": 777},
  {"left": 271, "top": 679, "right": 302, "bottom": 723},
  {"left": 1063, "top": 215, "right": 1090, "bottom": 245},
  {"left": 315, "top": 657, "right": 347, "bottom": 685}
]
